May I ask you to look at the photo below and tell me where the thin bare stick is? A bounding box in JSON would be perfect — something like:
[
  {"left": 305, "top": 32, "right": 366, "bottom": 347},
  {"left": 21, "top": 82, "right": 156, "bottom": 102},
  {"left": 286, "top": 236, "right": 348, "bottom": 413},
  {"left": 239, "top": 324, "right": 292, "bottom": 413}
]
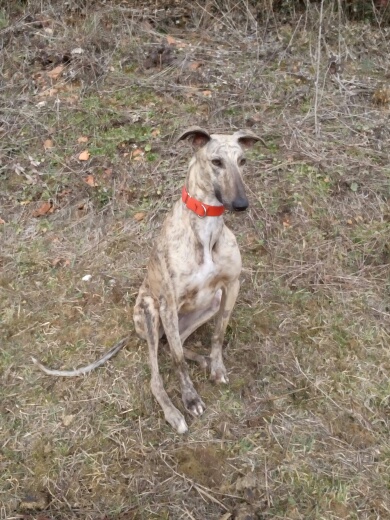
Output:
[{"left": 314, "top": 0, "right": 325, "bottom": 136}]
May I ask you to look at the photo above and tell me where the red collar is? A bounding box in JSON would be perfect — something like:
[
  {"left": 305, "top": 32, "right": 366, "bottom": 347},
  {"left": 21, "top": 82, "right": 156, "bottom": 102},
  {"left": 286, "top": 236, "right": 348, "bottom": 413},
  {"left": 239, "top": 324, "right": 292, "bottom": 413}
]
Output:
[{"left": 182, "top": 186, "right": 225, "bottom": 218}]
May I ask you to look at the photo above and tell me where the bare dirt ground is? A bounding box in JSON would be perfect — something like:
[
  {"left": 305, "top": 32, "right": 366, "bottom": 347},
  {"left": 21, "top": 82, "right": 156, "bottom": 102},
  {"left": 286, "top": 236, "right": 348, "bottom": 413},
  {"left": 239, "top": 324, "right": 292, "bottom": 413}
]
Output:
[{"left": 1, "top": 1, "right": 390, "bottom": 519}]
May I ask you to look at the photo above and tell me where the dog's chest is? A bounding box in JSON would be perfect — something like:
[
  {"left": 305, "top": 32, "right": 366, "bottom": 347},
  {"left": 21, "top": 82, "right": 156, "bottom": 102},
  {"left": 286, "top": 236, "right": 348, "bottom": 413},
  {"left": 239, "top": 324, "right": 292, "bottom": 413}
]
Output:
[
  {"left": 178, "top": 259, "right": 221, "bottom": 313},
  {"left": 187, "top": 250, "right": 219, "bottom": 287},
  {"left": 178, "top": 236, "right": 240, "bottom": 313}
]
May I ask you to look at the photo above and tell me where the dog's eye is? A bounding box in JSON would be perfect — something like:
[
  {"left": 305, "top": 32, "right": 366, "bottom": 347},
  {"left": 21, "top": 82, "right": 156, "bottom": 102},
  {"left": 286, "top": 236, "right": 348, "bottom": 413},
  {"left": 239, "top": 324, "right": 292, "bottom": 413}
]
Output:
[
  {"left": 239, "top": 158, "right": 247, "bottom": 166},
  {"left": 212, "top": 159, "right": 223, "bottom": 168}
]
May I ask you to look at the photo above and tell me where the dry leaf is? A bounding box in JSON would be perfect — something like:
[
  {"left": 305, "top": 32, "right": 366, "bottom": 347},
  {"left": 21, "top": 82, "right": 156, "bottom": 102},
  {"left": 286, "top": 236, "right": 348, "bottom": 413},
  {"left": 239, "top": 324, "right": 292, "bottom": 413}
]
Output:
[
  {"left": 67, "top": 94, "right": 79, "bottom": 104},
  {"left": 131, "top": 148, "right": 145, "bottom": 161},
  {"left": 151, "top": 128, "right": 160, "bottom": 137},
  {"left": 47, "top": 65, "right": 64, "bottom": 80},
  {"left": 58, "top": 188, "right": 72, "bottom": 198},
  {"left": 235, "top": 473, "right": 258, "bottom": 492},
  {"left": 84, "top": 175, "right": 98, "bottom": 187},
  {"left": 78, "top": 150, "right": 90, "bottom": 161},
  {"left": 103, "top": 168, "right": 113, "bottom": 177},
  {"left": 29, "top": 155, "right": 40, "bottom": 167},
  {"left": 24, "top": 173, "right": 36, "bottom": 185},
  {"left": 14, "top": 163, "right": 25, "bottom": 174},
  {"left": 77, "top": 135, "right": 89, "bottom": 143},
  {"left": 250, "top": 113, "right": 262, "bottom": 122},
  {"left": 166, "top": 34, "right": 187, "bottom": 48},
  {"left": 166, "top": 35, "right": 177, "bottom": 45},
  {"left": 43, "top": 139, "right": 54, "bottom": 150},
  {"left": 52, "top": 258, "right": 70, "bottom": 268},
  {"left": 0, "top": 218, "right": 5, "bottom": 224},
  {"left": 62, "top": 415, "right": 75, "bottom": 427},
  {"left": 201, "top": 90, "right": 212, "bottom": 97},
  {"left": 38, "top": 87, "right": 58, "bottom": 98},
  {"left": 32, "top": 201, "right": 54, "bottom": 217},
  {"left": 188, "top": 61, "right": 202, "bottom": 70},
  {"left": 134, "top": 212, "right": 146, "bottom": 221}
]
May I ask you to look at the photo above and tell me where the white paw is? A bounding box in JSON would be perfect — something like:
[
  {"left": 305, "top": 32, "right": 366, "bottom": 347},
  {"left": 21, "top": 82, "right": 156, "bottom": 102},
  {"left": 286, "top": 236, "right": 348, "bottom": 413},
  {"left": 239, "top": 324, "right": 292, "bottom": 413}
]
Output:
[
  {"left": 176, "top": 418, "right": 189, "bottom": 434},
  {"left": 165, "top": 408, "right": 188, "bottom": 434},
  {"left": 210, "top": 363, "right": 229, "bottom": 384},
  {"left": 218, "top": 373, "right": 228, "bottom": 384}
]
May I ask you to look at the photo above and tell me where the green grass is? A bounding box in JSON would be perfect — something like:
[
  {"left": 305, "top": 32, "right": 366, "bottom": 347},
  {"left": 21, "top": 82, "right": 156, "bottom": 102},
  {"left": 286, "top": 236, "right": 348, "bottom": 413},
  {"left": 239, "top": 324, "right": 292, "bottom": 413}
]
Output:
[{"left": 1, "top": 1, "right": 390, "bottom": 519}]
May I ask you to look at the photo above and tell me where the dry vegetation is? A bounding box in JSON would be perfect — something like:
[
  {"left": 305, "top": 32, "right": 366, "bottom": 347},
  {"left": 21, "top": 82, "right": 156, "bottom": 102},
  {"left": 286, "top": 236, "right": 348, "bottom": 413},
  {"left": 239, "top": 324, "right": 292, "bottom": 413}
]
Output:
[{"left": 1, "top": 1, "right": 390, "bottom": 519}]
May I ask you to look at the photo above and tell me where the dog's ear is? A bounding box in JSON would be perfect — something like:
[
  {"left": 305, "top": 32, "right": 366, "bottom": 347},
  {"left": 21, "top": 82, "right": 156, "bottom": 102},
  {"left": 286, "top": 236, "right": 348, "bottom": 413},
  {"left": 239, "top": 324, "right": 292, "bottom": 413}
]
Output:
[
  {"left": 234, "top": 129, "right": 267, "bottom": 149},
  {"left": 176, "top": 127, "right": 211, "bottom": 149}
]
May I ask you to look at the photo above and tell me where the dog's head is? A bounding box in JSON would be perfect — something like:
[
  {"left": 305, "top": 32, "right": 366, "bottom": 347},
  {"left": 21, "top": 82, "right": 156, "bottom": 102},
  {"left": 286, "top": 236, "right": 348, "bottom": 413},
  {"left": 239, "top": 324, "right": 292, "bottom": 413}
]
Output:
[{"left": 177, "top": 127, "right": 264, "bottom": 211}]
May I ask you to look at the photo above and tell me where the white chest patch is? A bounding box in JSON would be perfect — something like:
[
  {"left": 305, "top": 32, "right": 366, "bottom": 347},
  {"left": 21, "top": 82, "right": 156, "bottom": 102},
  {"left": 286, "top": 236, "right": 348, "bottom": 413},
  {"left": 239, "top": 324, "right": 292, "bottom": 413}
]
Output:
[{"left": 188, "top": 250, "right": 216, "bottom": 287}]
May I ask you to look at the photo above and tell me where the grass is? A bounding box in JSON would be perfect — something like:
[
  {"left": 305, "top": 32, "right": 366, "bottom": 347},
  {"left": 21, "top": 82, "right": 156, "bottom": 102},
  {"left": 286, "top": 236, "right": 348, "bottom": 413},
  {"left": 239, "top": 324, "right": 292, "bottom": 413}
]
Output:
[{"left": 1, "top": 0, "right": 390, "bottom": 518}]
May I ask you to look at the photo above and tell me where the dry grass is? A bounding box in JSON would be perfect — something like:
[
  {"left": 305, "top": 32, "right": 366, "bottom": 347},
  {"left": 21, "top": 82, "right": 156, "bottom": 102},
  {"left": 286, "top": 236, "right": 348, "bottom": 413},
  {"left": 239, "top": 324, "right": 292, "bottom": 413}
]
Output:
[{"left": 1, "top": 1, "right": 390, "bottom": 519}]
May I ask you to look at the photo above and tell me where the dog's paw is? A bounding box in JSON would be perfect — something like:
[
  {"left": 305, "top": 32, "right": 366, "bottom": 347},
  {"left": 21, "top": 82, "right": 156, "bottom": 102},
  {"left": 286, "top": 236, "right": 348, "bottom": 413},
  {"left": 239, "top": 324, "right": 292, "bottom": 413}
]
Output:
[
  {"left": 196, "top": 355, "right": 210, "bottom": 370},
  {"left": 210, "top": 362, "right": 229, "bottom": 384},
  {"left": 165, "top": 408, "right": 188, "bottom": 434},
  {"left": 183, "top": 394, "right": 206, "bottom": 417}
]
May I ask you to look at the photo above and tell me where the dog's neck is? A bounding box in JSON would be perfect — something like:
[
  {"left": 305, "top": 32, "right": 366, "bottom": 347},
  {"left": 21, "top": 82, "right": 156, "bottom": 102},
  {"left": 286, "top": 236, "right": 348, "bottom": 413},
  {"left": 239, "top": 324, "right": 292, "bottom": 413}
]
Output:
[
  {"left": 189, "top": 213, "right": 223, "bottom": 257},
  {"left": 185, "top": 157, "right": 223, "bottom": 208},
  {"left": 181, "top": 156, "right": 226, "bottom": 254}
]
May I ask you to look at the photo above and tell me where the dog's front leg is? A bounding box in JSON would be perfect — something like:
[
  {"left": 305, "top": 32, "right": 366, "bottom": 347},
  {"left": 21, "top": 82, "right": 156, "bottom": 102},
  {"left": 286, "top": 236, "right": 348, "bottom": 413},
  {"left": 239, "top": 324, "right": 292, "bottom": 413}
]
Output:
[
  {"left": 159, "top": 297, "right": 206, "bottom": 418},
  {"left": 138, "top": 296, "right": 188, "bottom": 434},
  {"left": 210, "top": 279, "right": 240, "bottom": 383}
]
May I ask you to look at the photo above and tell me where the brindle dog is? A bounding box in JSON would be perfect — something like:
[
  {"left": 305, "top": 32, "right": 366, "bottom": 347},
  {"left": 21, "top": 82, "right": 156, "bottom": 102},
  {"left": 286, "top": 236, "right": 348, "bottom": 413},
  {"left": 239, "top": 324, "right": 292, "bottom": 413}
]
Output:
[{"left": 33, "top": 127, "right": 263, "bottom": 433}]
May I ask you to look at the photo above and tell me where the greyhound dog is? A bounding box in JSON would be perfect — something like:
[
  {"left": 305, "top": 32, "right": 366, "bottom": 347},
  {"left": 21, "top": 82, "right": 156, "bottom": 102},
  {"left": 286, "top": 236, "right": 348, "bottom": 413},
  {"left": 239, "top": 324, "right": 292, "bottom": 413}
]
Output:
[{"left": 33, "top": 127, "right": 262, "bottom": 433}]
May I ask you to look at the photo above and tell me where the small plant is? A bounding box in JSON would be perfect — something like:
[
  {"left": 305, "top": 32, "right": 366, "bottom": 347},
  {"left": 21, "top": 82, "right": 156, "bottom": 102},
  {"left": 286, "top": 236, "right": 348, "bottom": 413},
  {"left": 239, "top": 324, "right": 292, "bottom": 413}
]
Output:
[{"left": 0, "top": 9, "right": 8, "bottom": 29}]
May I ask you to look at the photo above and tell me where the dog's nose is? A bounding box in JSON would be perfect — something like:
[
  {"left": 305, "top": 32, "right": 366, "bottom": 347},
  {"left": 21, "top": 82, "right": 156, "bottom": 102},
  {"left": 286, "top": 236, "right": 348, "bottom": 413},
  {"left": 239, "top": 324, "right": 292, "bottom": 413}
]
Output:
[{"left": 232, "top": 197, "right": 249, "bottom": 211}]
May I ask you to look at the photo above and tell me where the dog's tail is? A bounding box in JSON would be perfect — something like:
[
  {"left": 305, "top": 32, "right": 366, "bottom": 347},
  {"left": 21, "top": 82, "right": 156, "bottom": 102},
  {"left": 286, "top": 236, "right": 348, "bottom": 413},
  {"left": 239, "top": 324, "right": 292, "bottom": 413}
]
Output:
[{"left": 31, "top": 336, "right": 129, "bottom": 377}]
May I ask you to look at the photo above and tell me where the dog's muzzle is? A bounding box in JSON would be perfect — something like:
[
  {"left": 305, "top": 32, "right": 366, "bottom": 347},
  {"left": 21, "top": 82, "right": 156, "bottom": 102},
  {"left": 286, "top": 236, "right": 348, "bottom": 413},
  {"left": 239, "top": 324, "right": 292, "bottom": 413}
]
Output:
[{"left": 232, "top": 196, "right": 249, "bottom": 211}]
